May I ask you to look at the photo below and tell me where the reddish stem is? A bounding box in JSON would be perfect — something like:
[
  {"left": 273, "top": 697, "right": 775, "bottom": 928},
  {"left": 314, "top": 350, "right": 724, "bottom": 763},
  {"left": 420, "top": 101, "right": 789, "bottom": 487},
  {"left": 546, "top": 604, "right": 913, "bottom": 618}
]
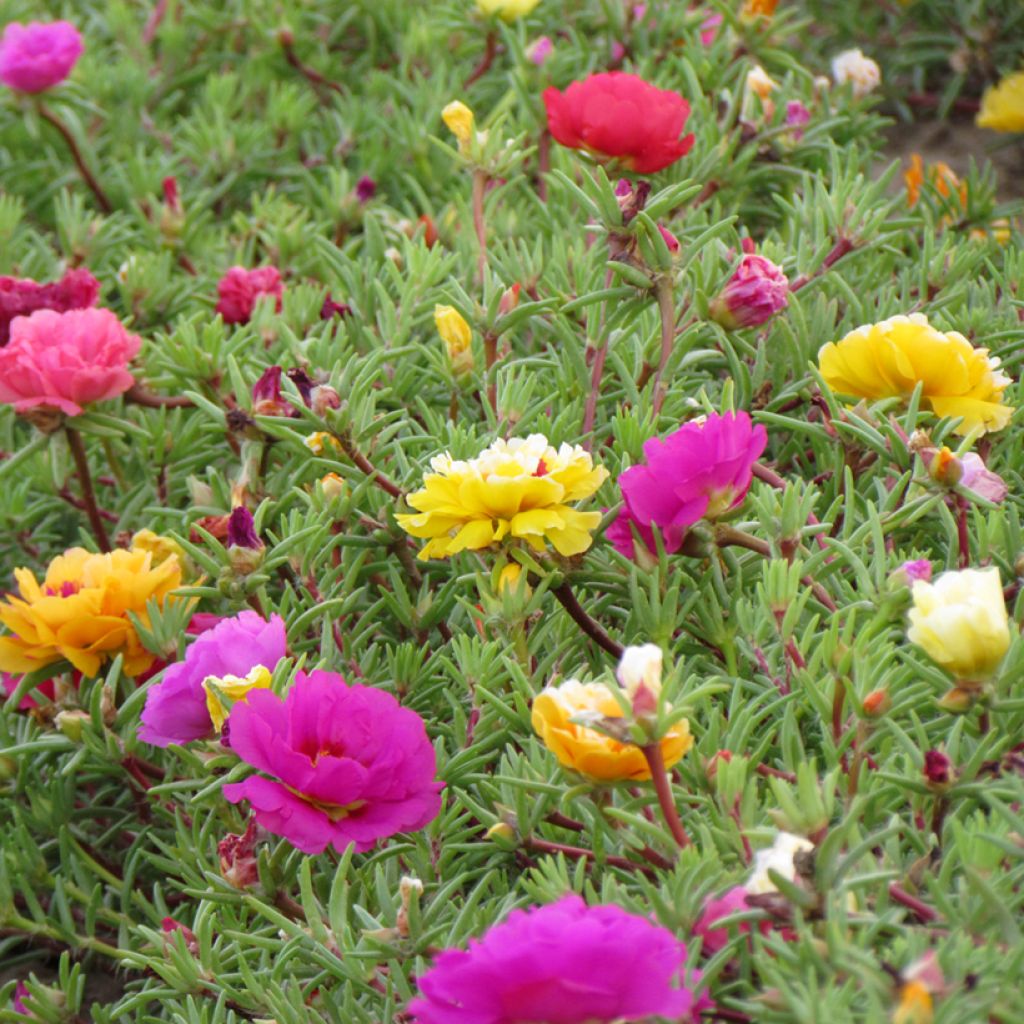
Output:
[
  {"left": 524, "top": 836, "right": 653, "bottom": 875},
  {"left": 66, "top": 427, "right": 112, "bottom": 552},
  {"left": 483, "top": 332, "right": 498, "bottom": 415},
  {"left": 336, "top": 437, "right": 403, "bottom": 499},
  {"left": 581, "top": 339, "right": 608, "bottom": 446},
  {"left": 551, "top": 581, "right": 623, "bottom": 658},
  {"left": 888, "top": 883, "right": 938, "bottom": 923},
  {"left": 126, "top": 384, "right": 194, "bottom": 408},
  {"left": 463, "top": 31, "right": 497, "bottom": 88},
  {"left": 905, "top": 92, "right": 980, "bottom": 114},
  {"left": 641, "top": 744, "right": 690, "bottom": 848},
  {"left": 280, "top": 36, "right": 343, "bottom": 96},
  {"left": 37, "top": 103, "right": 113, "bottom": 214},
  {"left": 956, "top": 497, "right": 970, "bottom": 568},
  {"left": 790, "top": 237, "right": 855, "bottom": 292}
]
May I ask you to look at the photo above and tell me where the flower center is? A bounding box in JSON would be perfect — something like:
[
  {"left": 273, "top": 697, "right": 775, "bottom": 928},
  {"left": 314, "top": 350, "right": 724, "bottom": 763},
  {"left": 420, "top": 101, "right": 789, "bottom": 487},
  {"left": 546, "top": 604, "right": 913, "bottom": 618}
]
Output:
[
  {"left": 287, "top": 786, "right": 367, "bottom": 822},
  {"left": 704, "top": 487, "right": 737, "bottom": 520},
  {"left": 44, "top": 581, "right": 82, "bottom": 598},
  {"left": 533, "top": 458, "right": 549, "bottom": 476}
]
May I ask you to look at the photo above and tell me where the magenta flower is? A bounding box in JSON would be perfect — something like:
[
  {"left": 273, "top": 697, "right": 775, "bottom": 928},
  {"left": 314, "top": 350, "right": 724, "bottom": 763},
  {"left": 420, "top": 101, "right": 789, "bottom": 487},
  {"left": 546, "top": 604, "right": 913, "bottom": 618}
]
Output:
[
  {"left": 892, "top": 559, "right": 932, "bottom": 587},
  {"left": 215, "top": 266, "right": 283, "bottom": 325},
  {"left": 0, "top": 268, "right": 99, "bottom": 346},
  {"left": 138, "top": 611, "right": 286, "bottom": 748},
  {"left": 410, "top": 894, "right": 710, "bottom": 1024},
  {"left": 0, "top": 307, "right": 140, "bottom": 419},
  {"left": 699, "top": 11, "right": 723, "bottom": 47},
  {"left": 608, "top": 411, "right": 768, "bottom": 560},
  {"left": 223, "top": 670, "right": 443, "bottom": 855},
  {"left": 226, "top": 507, "right": 262, "bottom": 550},
  {"left": 709, "top": 248, "right": 789, "bottom": 330},
  {"left": 355, "top": 175, "right": 377, "bottom": 203},
  {"left": 11, "top": 980, "right": 29, "bottom": 1015},
  {"left": 694, "top": 886, "right": 762, "bottom": 954},
  {"left": 0, "top": 21, "right": 83, "bottom": 93},
  {"left": 785, "top": 100, "right": 811, "bottom": 140},
  {"left": 527, "top": 35, "right": 553, "bottom": 66}
]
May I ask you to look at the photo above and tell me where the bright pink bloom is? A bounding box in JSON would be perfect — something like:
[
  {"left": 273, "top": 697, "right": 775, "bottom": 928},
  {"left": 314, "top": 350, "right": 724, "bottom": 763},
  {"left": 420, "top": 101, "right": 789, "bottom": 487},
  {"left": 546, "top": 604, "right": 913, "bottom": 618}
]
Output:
[
  {"left": 694, "top": 886, "right": 765, "bottom": 954},
  {"left": 543, "top": 72, "right": 694, "bottom": 175},
  {"left": 223, "top": 670, "right": 443, "bottom": 855},
  {"left": 215, "top": 266, "right": 283, "bottom": 325},
  {"left": 0, "top": 21, "right": 83, "bottom": 93},
  {"left": 410, "top": 894, "right": 709, "bottom": 1024},
  {"left": 0, "top": 269, "right": 100, "bottom": 346},
  {"left": 700, "top": 11, "right": 723, "bottom": 46},
  {"left": 138, "top": 611, "right": 286, "bottom": 748},
  {"left": 0, "top": 308, "right": 140, "bottom": 417},
  {"left": 710, "top": 251, "right": 789, "bottom": 330},
  {"left": 608, "top": 412, "right": 768, "bottom": 560}
]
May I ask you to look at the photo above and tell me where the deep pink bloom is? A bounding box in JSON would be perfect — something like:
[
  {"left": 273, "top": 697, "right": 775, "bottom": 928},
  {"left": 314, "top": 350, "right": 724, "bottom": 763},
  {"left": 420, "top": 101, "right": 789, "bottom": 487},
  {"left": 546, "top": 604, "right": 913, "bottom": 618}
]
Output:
[
  {"left": 215, "top": 266, "right": 283, "bottom": 325},
  {"left": 923, "top": 750, "right": 953, "bottom": 787},
  {"left": 223, "top": 670, "right": 443, "bottom": 855},
  {"left": 138, "top": 611, "right": 286, "bottom": 748},
  {"left": 608, "top": 412, "right": 768, "bottom": 560},
  {"left": 0, "top": 21, "right": 83, "bottom": 93},
  {"left": 694, "top": 886, "right": 764, "bottom": 954},
  {"left": 12, "top": 981, "right": 29, "bottom": 1015},
  {"left": 699, "top": 11, "right": 723, "bottom": 46},
  {"left": 710, "top": 252, "right": 789, "bottom": 330},
  {"left": 410, "top": 894, "right": 710, "bottom": 1024},
  {"left": 0, "top": 307, "right": 140, "bottom": 417},
  {"left": 0, "top": 269, "right": 100, "bottom": 346},
  {"left": 543, "top": 72, "right": 694, "bottom": 175}
]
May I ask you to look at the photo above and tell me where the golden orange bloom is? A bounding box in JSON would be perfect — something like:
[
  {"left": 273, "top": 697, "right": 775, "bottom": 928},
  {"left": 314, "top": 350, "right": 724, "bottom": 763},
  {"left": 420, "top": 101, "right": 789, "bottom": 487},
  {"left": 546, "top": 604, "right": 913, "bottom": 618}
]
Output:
[
  {"left": 818, "top": 313, "right": 1014, "bottom": 436},
  {"left": 741, "top": 0, "right": 779, "bottom": 17},
  {"left": 395, "top": 435, "right": 607, "bottom": 561},
  {"left": 904, "top": 154, "right": 967, "bottom": 209},
  {"left": 531, "top": 680, "right": 691, "bottom": 782},
  {"left": 0, "top": 546, "right": 182, "bottom": 678},
  {"left": 893, "top": 981, "right": 933, "bottom": 1024}
]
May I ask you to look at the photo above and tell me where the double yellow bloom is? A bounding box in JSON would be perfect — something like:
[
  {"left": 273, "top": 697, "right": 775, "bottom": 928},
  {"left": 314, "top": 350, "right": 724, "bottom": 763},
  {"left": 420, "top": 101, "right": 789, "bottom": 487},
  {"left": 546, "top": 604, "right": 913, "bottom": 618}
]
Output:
[
  {"left": 818, "top": 314, "right": 1013, "bottom": 436},
  {"left": 0, "top": 546, "right": 182, "bottom": 678},
  {"left": 396, "top": 435, "right": 607, "bottom": 561}
]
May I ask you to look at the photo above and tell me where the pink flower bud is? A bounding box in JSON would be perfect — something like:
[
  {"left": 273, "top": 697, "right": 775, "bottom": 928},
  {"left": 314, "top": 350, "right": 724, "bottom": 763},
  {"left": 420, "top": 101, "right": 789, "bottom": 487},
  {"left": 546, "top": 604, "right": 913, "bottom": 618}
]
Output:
[
  {"left": 526, "top": 35, "right": 553, "bottom": 66},
  {"left": 498, "top": 283, "right": 521, "bottom": 315},
  {"left": 0, "top": 21, "right": 83, "bottom": 94},
  {"left": 162, "top": 176, "right": 182, "bottom": 216},
  {"left": 709, "top": 252, "right": 789, "bottom": 330},
  {"left": 658, "top": 224, "right": 680, "bottom": 253},
  {"left": 161, "top": 917, "right": 199, "bottom": 955}
]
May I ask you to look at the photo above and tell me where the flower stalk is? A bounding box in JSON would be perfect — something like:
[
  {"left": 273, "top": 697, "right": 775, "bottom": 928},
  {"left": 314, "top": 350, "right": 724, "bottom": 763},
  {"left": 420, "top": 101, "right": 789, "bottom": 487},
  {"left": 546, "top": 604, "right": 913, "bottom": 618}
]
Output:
[
  {"left": 65, "top": 426, "right": 112, "bottom": 552},
  {"left": 37, "top": 102, "right": 113, "bottom": 214}
]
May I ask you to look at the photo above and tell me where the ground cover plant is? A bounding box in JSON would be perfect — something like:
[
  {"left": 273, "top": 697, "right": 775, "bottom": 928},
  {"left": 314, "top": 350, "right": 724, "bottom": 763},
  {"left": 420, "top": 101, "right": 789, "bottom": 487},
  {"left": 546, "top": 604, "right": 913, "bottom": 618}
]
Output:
[{"left": 1, "top": 1, "right": 1023, "bottom": 1022}]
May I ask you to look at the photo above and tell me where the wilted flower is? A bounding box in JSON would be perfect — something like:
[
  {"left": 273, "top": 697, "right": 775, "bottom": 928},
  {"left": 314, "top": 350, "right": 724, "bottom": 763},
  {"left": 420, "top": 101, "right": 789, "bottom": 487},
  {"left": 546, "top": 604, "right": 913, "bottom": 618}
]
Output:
[
  {"left": 0, "top": 20, "right": 83, "bottom": 93},
  {"left": 608, "top": 412, "right": 767, "bottom": 561},
  {"left": 709, "top": 247, "right": 789, "bottom": 329},
  {"left": 0, "top": 546, "right": 181, "bottom": 678},
  {"left": 784, "top": 100, "right": 811, "bottom": 139},
  {"left": 831, "top": 48, "right": 881, "bottom": 98},
  {"left": 544, "top": 72, "right": 694, "bottom": 174},
  {"left": 321, "top": 294, "right": 352, "bottom": 320},
  {"left": 395, "top": 434, "right": 608, "bottom": 560},
  {"left": 218, "top": 819, "right": 261, "bottom": 889},
  {"left": 0, "top": 269, "right": 100, "bottom": 347},
  {"left": 526, "top": 35, "right": 553, "bottom": 65},
  {"left": 747, "top": 831, "right": 814, "bottom": 894},
  {"left": 907, "top": 567, "right": 1010, "bottom": 684},
  {"left": 138, "top": 611, "right": 286, "bottom": 747},
  {"left": 531, "top": 678, "right": 692, "bottom": 782},
  {"left": 215, "top": 266, "right": 283, "bottom": 325},
  {"left": 0, "top": 308, "right": 140, "bottom": 424},
  {"left": 442, "top": 101, "right": 475, "bottom": 151},
  {"left": 976, "top": 71, "right": 1024, "bottom": 133},
  {"left": 409, "top": 895, "right": 709, "bottom": 1024},
  {"left": 818, "top": 313, "right": 1014, "bottom": 436},
  {"left": 959, "top": 452, "right": 1008, "bottom": 504},
  {"left": 355, "top": 175, "right": 376, "bottom": 203},
  {"left": 226, "top": 506, "right": 262, "bottom": 550},
  {"left": 476, "top": 0, "right": 542, "bottom": 21},
  {"left": 223, "top": 669, "right": 443, "bottom": 854},
  {"left": 922, "top": 749, "right": 953, "bottom": 789}
]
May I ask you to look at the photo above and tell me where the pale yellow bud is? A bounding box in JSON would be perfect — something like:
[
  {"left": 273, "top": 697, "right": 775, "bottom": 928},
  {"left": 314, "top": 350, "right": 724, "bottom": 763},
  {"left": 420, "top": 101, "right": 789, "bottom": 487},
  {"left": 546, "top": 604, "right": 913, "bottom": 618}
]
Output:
[{"left": 442, "top": 101, "right": 475, "bottom": 150}]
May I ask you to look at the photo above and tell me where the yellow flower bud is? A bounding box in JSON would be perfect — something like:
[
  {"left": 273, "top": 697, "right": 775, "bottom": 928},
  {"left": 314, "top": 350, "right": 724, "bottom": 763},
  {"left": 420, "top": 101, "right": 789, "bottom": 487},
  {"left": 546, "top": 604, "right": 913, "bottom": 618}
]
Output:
[
  {"left": 203, "top": 665, "right": 273, "bottom": 732},
  {"left": 497, "top": 563, "right": 529, "bottom": 595},
  {"left": 321, "top": 472, "right": 347, "bottom": 499},
  {"left": 442, "top": 101, "right": 475, "bottom": 150},
  {"left": 531, "top": 680, "right": 691, "bottom": 782},
  {"left": 476, "top": 0, "right": 542, "bottom": 21},
  {"left": 907, "top": 567, "right": 1010, "bottom": 684},
  {"left": 434, "top": 304, "right": 472, "bottom": 356}
]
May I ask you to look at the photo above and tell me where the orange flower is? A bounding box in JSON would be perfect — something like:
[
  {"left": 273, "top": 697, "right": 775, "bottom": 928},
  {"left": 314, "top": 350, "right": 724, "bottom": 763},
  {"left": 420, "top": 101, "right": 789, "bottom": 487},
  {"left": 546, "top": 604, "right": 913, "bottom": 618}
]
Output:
[
  {"left": 904, "top": 154, "right": 967, "bottom": 209},
  {"left": 0, "top": 546, "right": 182, "bottom": 677},
  {"left": 742, "top": 0, "right": 779, "bottom": 16}
]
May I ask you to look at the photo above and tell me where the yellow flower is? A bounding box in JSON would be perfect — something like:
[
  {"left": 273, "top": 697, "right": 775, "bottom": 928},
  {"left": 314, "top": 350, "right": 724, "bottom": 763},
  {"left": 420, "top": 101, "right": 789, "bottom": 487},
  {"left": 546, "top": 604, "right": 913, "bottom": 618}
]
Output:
[
  {"left": 442, "top": 101, "right": 475, "bottom": 150},
  {"left": 320, "top": 472, "right": 347, "bottom": 499},
  {"left": 977, "top": 71, "right": 1024, "bottom": 133},
  {"left": 818, "top": 313, "right": 1014, "bottom": 436},
  {"left": 531, "top": 679, "right": 692, "bottom": 782},
  {"left": 746, "top": 65, "right": 778, "bottom": 101},
  {"left": 304, "top": 431, "right": 340, "bottom": 455},
  {"left": 434, "top": 304, "right": 474, "bottom": 373},
  {"left": 131, "top": 529, "right": 185, "bottom": 568},
  {"left": 203, "top": 665, "right": 273, "bottom": 732},
  {"left": 395, "top": 434, "right": 608, "bottom": 561},
  {"left": 907, "top": 567, "right": 1010, "bottom": 684},
  {"left": 893, "top": 981, "right": 933, "bottom": 1024},
  {"left": 476, "top": 0, "right": 542, "bottom": 22},
  {"left": 0, "top": 546, "right": 182, "bottom": 678}
]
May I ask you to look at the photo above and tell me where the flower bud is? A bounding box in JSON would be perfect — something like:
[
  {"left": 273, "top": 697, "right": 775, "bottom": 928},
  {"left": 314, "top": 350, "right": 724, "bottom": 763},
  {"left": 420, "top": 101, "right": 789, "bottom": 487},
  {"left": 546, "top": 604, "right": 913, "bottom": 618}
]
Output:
[
  {"left": 936, "top": 686, "right": 976, "bottom": 714},
  {"left": 498, "top": 283, "right": 521, "bottom": 316},
  {"left": 862, "top": 689, "right": 891, "bottom": 717},
  {"left": 311, "top": 383, "right": 341, "bottom": 416},
  {"left": 442, "top": 100, "right": 475, "bottom": 151},
  {"left": 159, "top": 176, "right": 185, "bottom": 238},
  {"left": 161, "top": 916, "right": 200, "bottom": 955},
  {"left": 616, "top": 643, "right": 663, "bottom": 716},
  {"left": 434, "top": 304, "right": 474, "bottom": 374},
  {"left": 226, "top": 507, "right": 265, "bottom": 575},
  {"left": 497, "top": 562, "right": 530, "bottom": 597},
  {"left": 54, "top": 709, "right": 89, "bottom": 742},
  {"left": 927, "top": 446, "right": 962, "bottom": 486},
  {"left": 486, "top": 821, "right": 518, "bottom": 848},
  {"left": 709, "top": 251, "right": 789, "bottom": 330},
  {"left": 355, "top": 175, "right": 376, "bottom": 203},
  {"left": 922, "top": 750, "right": 953, "bottom": 792},
  {"left": 321, "top": 472, "right": 347, "bottom": 500},
  {"left": 526, "top": 36, "right": 553, "bottom": 66},
  {"left": 396, "top": 876, "right": 424, "bottom": 938},
  {"left": 658, "top": 224, "right": 680, "bottom": 254},
  {"left": 889, "top": 559, "right": 932, "bottom": 590}
]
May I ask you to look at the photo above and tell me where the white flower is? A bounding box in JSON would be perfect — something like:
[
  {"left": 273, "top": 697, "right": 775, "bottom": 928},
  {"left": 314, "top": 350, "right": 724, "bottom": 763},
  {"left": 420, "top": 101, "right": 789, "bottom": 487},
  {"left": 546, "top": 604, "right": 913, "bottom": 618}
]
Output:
[
  {"left": 831, "top": 48, "right": 881, "bottom": 99},
  {"left": 616, "top": 644, "right": 663, "bottom": 701},
  {"left": 747, "top": 831, "right": 814, "bottom": 894}
]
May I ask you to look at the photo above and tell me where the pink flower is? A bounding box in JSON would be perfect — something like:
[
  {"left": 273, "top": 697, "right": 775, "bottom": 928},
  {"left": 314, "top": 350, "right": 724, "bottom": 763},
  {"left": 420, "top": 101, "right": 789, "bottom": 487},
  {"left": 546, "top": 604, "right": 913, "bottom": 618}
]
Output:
[
  {"left": 959, "top": 453, "right": 1008, "bottom": 505},
  {"left": 215, "top": 266, "right": 283, "bottom": 325},
  {"left": 11, "top": 980, "right": 29, "bottom": 1015},
  {"left": 785, "top": 99, "right": 811, "bottom": 139},
  {"left": 0, "top": 308, "right": 140, "bottom": 418},
  {"left": 710, "top": 250, "right": 789, "bottom": 329},
  {"left": 694, "top": 886, "right": 765, "bottom": 954},
  {"left": 699, "top": 11, "right": 723, "bottom": 46},
  {"left": 410, "top": 894, "right": 710, "bottom": 1024},
  {"left": 608, "top": 411, "right": 768, "bottom": 560},
  {"left": 0, "top": 21, "right": 83, "bottom": 93},
  {"left": 527, "top": 36, "right": 553, "bottom": 66},
  {"left": 0, "top": 268, "right": 100, "bottom": 346},
  {"left": 893, "top": 559, "right": 932, "bottom": 587},
  {"left": 223, "top": 670, "right": 443, "bottom": 855},
  {"left": 138, "top": 611, "right": 287, "bottom": 748}
]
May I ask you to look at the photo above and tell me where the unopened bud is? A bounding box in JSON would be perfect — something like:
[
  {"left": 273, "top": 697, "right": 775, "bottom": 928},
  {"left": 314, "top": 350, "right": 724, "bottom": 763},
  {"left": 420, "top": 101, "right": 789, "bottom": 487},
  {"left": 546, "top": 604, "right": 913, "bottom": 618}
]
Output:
[
  {"left": 442, "top": 100, "right": 475, "bottom": 151},
  {"left": 320, "top": 473, "right": 347, "bottom": 500},
  {"left": 928, "top": 446, "right": 962, "bottom": 487},
  {"left": 485, "top": 822, "right": 518, "bottom": 848},
  {"left": 937, "top": 686, "right": 975, "bottom": 714},
  {"left": 616, "top": 643, "right": 662, "bottom": 716},
  {"left": 55, "top": 709, "right": 89, "bottom": 742},
  {"left": 396, "top": 876, "right": 424, "bottom": 938},
  {"left": 311, "top": 384, "right": 341, "bottom": 416},
  {"left": 498, "top": 283, "right": 521, "bottom": 316},
  {"left": 862, "top": 689, "right": 891, "bottom": 717}
]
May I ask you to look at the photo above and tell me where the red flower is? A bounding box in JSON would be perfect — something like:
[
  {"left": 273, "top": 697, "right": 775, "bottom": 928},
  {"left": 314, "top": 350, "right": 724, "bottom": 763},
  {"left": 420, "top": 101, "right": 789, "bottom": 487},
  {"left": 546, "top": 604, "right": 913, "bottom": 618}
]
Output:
[
  {"left": 215, "top": 266, "right": 282, "bottom": 325},
  {"left": 0, "top": 268, "right": 99, "bottom": 346},
  {"left": 543, "top": 72, "right": 694, "bottom": 174}
]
